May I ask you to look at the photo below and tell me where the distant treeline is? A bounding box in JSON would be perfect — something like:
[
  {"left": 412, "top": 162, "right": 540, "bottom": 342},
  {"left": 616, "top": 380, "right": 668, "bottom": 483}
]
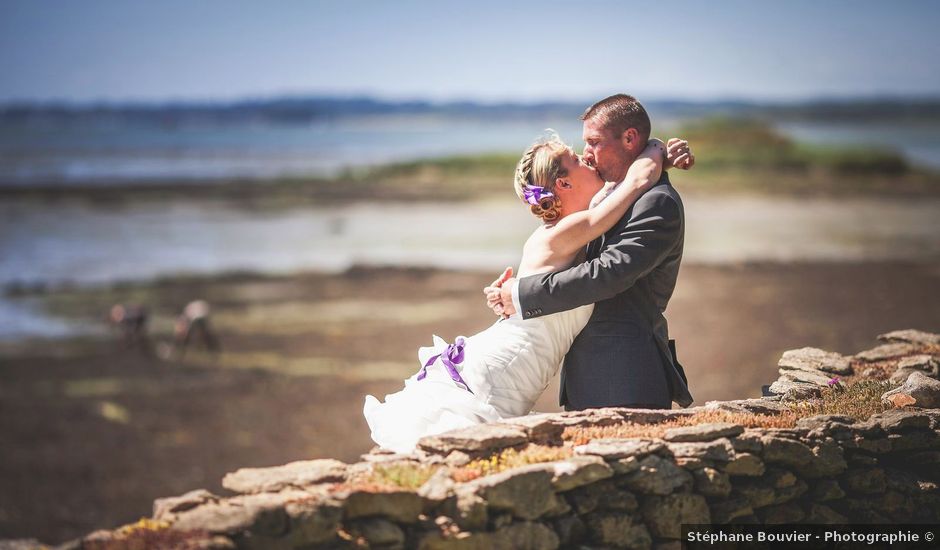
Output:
[{"left": 2, "top": 96, "right": 940, "bottom": 126}]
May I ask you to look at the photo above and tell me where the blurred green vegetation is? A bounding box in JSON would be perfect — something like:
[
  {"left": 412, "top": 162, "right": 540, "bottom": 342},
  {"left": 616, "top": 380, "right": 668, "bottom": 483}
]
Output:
[
  {"left": 679, "top": 118, "right": 910, "bottom": 175},
  {"left": 339, "top": 117, "right": 938, "bottom": 197}
]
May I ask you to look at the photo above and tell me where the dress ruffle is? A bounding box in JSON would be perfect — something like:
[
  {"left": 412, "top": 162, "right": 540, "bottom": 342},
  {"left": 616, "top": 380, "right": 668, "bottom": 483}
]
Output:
[{"left": 363, "top": 334, "right": 502, "bottom": 453}]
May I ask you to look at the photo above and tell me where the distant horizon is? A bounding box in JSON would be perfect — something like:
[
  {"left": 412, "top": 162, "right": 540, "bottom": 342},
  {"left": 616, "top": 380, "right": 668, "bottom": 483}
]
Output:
[{"left": 4, "top": 91, "right": 940, "bottom": 110}]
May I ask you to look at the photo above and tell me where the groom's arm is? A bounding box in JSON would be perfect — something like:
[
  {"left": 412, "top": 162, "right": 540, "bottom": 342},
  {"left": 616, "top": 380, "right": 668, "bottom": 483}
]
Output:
[{"left": 515, "top": 189, "right": 681, "bottom": 319}]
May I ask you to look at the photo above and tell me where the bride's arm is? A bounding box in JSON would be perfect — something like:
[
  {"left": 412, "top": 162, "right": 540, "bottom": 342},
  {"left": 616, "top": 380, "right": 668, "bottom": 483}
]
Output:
[{"left": 545, "top": 139, "right": 666, "bottom": 256}]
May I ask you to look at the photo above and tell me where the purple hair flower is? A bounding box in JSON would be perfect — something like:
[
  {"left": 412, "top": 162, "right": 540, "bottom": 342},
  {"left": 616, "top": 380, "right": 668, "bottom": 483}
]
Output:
[
  {"left": 522, "top": 185, "right": 553, "bottom": 206},
  {"left": 827, "top": 377, "right": 841, "bottom": 386}
]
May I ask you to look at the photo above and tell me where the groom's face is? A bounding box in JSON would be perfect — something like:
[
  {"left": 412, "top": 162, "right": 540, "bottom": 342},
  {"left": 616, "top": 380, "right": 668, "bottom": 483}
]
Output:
[{"left": 582, "top": 117, "right": 633, "bottom": 183}]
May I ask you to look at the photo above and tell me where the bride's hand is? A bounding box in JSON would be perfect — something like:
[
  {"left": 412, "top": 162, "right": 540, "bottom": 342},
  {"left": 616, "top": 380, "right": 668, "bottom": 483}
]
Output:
[
  {"left": 666, "top": 138, "right": 694, "bottom": 170},
  {"left": 483, "top": 267, "right": 513, "bottom": 317}
]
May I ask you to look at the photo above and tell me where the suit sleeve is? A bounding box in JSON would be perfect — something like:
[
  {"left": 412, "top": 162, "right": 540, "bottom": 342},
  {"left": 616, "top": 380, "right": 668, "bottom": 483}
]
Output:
[{"left": 517, "top": 190, "right": 681, "bottom": 319}]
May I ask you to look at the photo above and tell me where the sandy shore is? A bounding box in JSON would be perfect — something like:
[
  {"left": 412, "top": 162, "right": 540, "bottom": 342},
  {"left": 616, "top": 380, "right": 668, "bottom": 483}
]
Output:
[{"left": 1, "top": 262, "right": 938, "bottom": 542}]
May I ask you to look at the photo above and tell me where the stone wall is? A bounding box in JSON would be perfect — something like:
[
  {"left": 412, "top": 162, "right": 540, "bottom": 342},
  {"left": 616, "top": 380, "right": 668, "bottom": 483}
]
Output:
[{"left": 16, "top": 330, "right": 940, "bottom": 550}]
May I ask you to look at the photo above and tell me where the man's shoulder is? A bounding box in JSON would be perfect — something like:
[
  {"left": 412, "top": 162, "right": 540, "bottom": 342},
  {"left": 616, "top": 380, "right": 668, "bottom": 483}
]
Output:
[{"left": 630, "top": 174, "right": 682, "bottom": 219}]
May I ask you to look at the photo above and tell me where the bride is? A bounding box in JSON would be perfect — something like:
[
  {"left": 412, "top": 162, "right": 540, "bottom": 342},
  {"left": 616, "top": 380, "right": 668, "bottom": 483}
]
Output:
[{"left": 363, "top": 132, "right": 690, "bottom": 453}]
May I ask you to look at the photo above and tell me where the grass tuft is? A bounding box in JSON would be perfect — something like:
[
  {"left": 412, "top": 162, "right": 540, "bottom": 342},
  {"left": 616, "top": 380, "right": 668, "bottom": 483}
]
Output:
[{"left": 451, "top": 444, "right": 573, "bottom": 483}]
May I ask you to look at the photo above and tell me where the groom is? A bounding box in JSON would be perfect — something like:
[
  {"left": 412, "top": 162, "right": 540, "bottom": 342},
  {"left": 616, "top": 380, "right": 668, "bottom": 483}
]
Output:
[{"left": 486, "top": 94, "right": 694, "bottom": 410}]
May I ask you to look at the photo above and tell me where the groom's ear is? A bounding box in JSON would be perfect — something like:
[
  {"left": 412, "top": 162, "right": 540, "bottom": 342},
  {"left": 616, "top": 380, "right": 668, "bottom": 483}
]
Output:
[{"left": 621, "top": 128, "right": 639, "bottom": 148}]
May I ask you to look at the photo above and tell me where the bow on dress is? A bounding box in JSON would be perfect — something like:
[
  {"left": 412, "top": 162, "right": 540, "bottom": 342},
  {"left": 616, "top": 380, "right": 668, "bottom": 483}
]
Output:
[{"left": 416, "top": 335, "right": 473, "bottom": 393}]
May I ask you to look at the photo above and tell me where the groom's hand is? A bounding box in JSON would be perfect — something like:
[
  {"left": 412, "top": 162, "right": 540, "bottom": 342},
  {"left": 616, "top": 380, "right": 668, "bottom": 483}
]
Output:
[{"left": 484, "top": 278, "right": 517, "bottom": 318}]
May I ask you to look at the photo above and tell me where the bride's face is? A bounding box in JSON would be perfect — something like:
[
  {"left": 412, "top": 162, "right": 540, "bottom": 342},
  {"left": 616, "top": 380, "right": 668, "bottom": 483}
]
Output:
[{"left": 558, "top": 151, "right": 604, "bottom": 208}]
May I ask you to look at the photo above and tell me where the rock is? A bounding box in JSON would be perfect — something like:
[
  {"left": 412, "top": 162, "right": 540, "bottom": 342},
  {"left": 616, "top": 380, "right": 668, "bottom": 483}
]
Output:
[
  {"left": 705, "top": 399, "right": 787, "bottom": 416},
  {"left": 811, "top": 479, "right": 845, "bottom": 502},
  {"left": 418, "top": 424, "right": 527, "bottom": 455},
  {"left": 565, "top": 485, "right": 602, "bottom": 516},
  {"left": 885, "top": 468, "right": 939, "bottom": 495},
  {"left": 892, "top": 355, "right": 940, "bottom": 381},
  {"left": 346, "top": 518, "right": 405, "bottom": 547},
  {"left": 757, "top": 503, "right": 804, "bottom": 524},
  {"left": 344, "top": 489, "right": 425, "bottom": 523},
  {"left": 906, "top": 451, "right": 940, "bottom": 467},
  {"left": 778, "top": 347, "right": 853, "bottom": 375},
  {"left": 499, "top": 413, "right": 565, "bottom": 443},
  {"left": 222, "top": 459, "right": 346, "bottom": 494},
  {"left": 282, "top": 497, "right": 344, "bottom": 547},
  {"left": 542, "top": 494, "right": 571, "bottom": 518},
  {"left": 876, "top": 409, "right": 934, "bottom": 432},
  {"left": 663, "top": 423, "right": 744, "bottom": 442},
  {"left": 443, "top": 450, "right": 473, "bottom": 467},
  {"left": 878, "top": 329, "right": 940, "bottom": 346},
  {"left": 170, "top": 491, "right": 301, "bottom": 536},
  {"left": 463, "top": 466, "right": 554, "bottom": 520},
  {"left": 584, "top": 513, "right": 652, "bottom": 549},
  {"left": 882, "top": 372, "right": 940, "bottom": 409},
  {"left": 767, "top": 379, "right": 822, "bottom": 401},
  {"left": 847, "top": 453, "right": 879, "bottom": 466},
  {"left": 641, "top": 494, "right": 710, "bottom": 539},
  {"left": 730, "top": 431, "right": 763, "bottom": 453},
  {"left": 552, "top": 514, "right": 586, "bottom": 547},
  {"left": 417, "top": 530, "right": 494, "bottom": 550},
  {"left": 620, "top": 454, "right": 692, "bottom": 495},
  {"left": 693, "top": 467, "right": 732, "bottom": 497},
  {"left": 674, "top": 456, "right": 708, "bottom": 470},
  {"left": 760, "top": 436, "right": 815, "bottom": 467},
  {"left": 0, "top": 541, "right": 46, "bottom": 550},
  {"left": 778, "top": 368, "right": 836, "bottom": 386},
  {"left": 764, "top": 468, "right": 797, "bottom": 489},
  {"left": 855, "top": 343, "right": 921, "bottom": 362},
  {"left": 796, "top": 440, "right": 847, "bottom": 478},
  {"left": 708, "top": 497, "right": 754, "bottom": 524},
  {"left": 772, "top": 479, "right": 808, "bottom": 505},
  {"left": 153, "top": 489, "right": 220, "bottom": 520},
  {"left": 722, "top": 452, "right": 765, "bottom": 477},
  {"left": 573, "top": 438, "right": 665, "bottom": 460},
  {"left": 734, "top": 480, "right": 776, "bottom": 509},
  {"left": 490, "top": 521, "right": 560, "bottom": 550},
  {"left": 547, "top": 456, "right": 614, "bottom": 492},
  {"left": 418, "top": 467, "right": 456, "bottom": 503},
  {"left": 842, "top": 468, "right": 888, "bottom": 494},
  {"left": 610, "top": 456, "right": 641, "bottom": 475},
  {"left": 795, "top": 414, "right": 855, "bottom": 432},
  {"left": 805, "top": 503, "right": 848, "bottom": 524},
  {"left": 448, "top": 488, "right": 488, "bottom": 531},
  {"left": 596, "top": 487, "right": 639, "bottom": 512},
  {"left": 888, "top": 431, "right": 935, "bottom": 452},
  {"left": 666, "top": 439, "right": 734, "bottom": 461},
  {"left": 856, "top": 437, "right": 892, "bottom": 454}
]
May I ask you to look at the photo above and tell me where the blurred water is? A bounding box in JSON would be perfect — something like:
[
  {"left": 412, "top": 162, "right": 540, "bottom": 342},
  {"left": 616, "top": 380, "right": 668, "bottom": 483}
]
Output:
[
  {"left": 2, "top": 195, "right": 939, "bottom": 339},
  {"left": 2, "top": 114, "right": 938, "bottom": 185},
  {"left": 0, "top": 116, "right": 586, "bottom": 184}
]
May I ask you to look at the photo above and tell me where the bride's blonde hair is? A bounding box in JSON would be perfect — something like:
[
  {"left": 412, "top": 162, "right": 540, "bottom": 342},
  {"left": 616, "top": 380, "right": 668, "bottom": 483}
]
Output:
[{"left": 513, "top": 132, "right": 570, "bottom": 223}]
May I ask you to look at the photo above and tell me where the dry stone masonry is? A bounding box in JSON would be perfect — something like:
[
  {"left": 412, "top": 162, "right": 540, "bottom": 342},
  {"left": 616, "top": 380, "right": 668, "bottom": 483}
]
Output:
[{"left": 14, "top": 329, "right": 940, "bottom": 549}]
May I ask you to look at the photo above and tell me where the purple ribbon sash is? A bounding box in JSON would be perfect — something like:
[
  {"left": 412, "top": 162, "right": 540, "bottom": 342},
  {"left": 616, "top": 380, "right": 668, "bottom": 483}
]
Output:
[{"left": 416, "top": 336, "right": 473, "bottom": 393}]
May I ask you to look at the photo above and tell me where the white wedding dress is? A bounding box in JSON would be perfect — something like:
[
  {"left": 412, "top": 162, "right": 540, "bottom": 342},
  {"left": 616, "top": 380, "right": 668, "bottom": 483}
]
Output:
[{"left": 363, "top": 303, "right": 594, "bottom": 453}]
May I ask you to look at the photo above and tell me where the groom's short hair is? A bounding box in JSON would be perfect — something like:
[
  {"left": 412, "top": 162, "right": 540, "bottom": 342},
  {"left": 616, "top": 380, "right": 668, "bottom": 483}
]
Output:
[{"left": 581, "top": 94, "right": 651, "bottom": 143}]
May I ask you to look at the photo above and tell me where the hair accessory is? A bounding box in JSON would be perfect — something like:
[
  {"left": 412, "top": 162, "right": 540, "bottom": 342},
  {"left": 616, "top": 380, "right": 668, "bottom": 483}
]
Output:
[{"left": 522, "top": 185, "right": 553, "bottom": 206}]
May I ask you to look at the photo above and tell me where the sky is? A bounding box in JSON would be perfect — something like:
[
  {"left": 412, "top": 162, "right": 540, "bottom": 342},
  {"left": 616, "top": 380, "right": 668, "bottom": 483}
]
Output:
[{"left": 1, "top": 0, "right": 939, "bottom": 104}]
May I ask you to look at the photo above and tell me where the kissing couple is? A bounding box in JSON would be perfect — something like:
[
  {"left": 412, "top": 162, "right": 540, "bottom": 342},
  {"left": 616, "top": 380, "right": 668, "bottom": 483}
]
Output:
[{"left": 364, "top": 94, "right": 695, "bottom": 453}]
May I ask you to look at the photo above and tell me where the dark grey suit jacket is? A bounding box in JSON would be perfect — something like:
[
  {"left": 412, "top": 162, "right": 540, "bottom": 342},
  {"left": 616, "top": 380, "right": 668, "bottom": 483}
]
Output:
[{"left": 518, "top": 172, "right": 694, "bottom": 409}]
